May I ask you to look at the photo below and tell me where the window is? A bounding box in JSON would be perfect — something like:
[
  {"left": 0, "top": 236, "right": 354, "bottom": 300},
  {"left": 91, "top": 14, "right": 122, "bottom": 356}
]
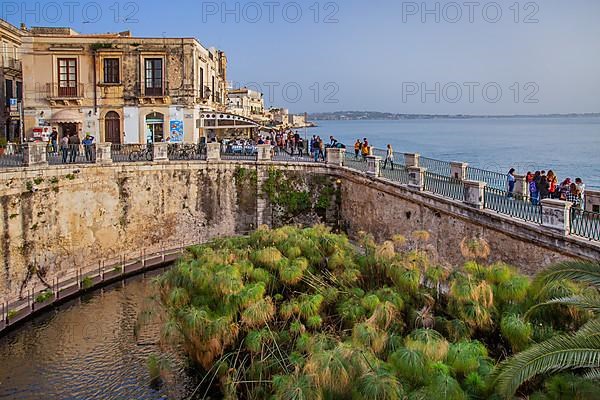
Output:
[
  {"left": 144, "top": 58, "right": 163, "bottom": 96},
  {"left": 103, "top": 58, "right": 120, "bottom": 84},
  {"left": 58, "top": 58, "right": 78, "bottom": 97},
  {"left": 5, "top": 79, "right": 13, "bottom": 105},
  {"left": 211, "top": 76, "right": 215, "bottom": 102},
  {"left": 199, "top": 67, "right": 204, "bottom": 98},
  {"left": 16, "top": 81, "right": 22, "bottom": 101}
]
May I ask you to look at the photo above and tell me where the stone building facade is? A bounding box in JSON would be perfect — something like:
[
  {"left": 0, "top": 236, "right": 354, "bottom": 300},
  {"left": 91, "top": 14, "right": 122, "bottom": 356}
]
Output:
[
  {"left": 227, "top": 87, "right": 265, "bottom": 119},
  {"left": 21, "top": 27, "right": 228, "bottom": 144},
  {"left": 0, "top": 19, "right": 23, "bottom": 143}
]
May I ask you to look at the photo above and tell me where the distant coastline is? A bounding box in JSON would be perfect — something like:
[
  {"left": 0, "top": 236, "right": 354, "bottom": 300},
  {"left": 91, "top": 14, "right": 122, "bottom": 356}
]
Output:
[{"left": 308, "top": 111, "right": 600, "bottom": 121}]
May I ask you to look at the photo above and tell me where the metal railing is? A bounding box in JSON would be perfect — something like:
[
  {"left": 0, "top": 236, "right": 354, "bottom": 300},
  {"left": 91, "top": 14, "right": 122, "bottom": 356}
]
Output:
[
  {"left": 380, "top": 165, "right": 409, "bottom": 185},
  {"left": 484, "top": 186, "right": 542, "bottom": 224},
  {"left": 167, "top": 143, "right": 207, "bottom": 161},
  {"left": 343, "top": 150, "right": 369, "bottom": 172},
  {"left": 47, "top": 144, "right": 96, "bottom": 165},
  {"left": 424, "top": 171, "right": 465, "bottom": 201},
  {"left": 46, "top": 83, "right": 85, "bottom": 99},
  {"left": 420, "top": 156, "right": 452, "bottom": 176},
  {"left": 570, "top": 208, "right": 600, "bottom": 241},
  {"left": 467, "top": 166, "right": 507, "bottom": 191},
  {"left": 221, "top": 144, "right": 258, "bottom": 161},
  {"left": 111, "top": 144, "right": 153, "bottom": 163},
  {"left": 0, "top": 144, "right": 24, "bottom": 168},
  {"left": 273, "top": 147, "right": 314, "bottom": 163}
]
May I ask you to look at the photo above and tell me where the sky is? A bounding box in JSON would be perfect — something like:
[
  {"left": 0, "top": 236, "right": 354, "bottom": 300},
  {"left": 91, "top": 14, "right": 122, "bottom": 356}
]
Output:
[{"left": 4, "top": 0, "right": 600, "bottom": 115}]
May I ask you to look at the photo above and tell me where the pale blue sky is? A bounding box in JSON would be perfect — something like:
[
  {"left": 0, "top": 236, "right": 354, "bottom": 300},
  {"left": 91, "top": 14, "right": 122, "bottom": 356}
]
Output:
[{"left": 6, "top": 0, "right": 600, "bottom": 114}]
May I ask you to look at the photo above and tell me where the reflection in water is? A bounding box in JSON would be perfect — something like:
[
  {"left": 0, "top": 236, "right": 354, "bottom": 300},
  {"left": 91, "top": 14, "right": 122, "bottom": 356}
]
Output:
[{"left": 0, "top": 272, "right": 200, "bottom": 400}]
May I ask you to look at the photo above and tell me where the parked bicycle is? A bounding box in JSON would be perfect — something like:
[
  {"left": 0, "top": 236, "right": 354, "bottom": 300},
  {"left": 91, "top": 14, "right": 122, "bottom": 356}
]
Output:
[{"left": 129, "top": 144, "right": 153, "bottom": 162}]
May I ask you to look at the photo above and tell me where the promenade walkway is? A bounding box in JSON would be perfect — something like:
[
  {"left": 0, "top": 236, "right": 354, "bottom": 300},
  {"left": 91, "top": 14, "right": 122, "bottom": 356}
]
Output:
[{"left": 0, "top": 142, "right": 599, "bottom": 334}]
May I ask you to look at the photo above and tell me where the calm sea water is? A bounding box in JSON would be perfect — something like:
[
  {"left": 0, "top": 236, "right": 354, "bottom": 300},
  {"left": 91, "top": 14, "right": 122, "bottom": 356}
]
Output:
[{"left": 307, "top": 118, "right": 600, "bottom": 187}]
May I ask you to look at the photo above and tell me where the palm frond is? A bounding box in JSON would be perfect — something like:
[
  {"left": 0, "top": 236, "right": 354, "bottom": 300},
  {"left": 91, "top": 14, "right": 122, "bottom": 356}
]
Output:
[
  {"left": 491, "top": 318, "right": 600, "bottom": 399},
  {"left": 583, "top": 368, "right": 600, "bottom": 381},
  {"left": 526, "top": 294, "right": 600, "bottom": 318},
  {"left": 534, "top": 261, "right": 600, "bottom": 290}
]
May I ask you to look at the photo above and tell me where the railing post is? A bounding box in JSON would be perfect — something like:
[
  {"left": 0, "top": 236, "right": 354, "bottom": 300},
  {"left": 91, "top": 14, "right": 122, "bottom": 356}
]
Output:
[
  {"left": 408, "top": 167, "right": 426, "bottom": 191},
  {"left": 206, "top": 142, "right": 221, "bottom": 162},
  {"left": 95, "top": 143, "right": 113, "bottom": 164},
  {"left": 464, "top": 180, "right": 487, "bottom": 209},
  {"left": 541, "top": 199, "right": 572, "bottom": 235},
  {"left": 584, "top": 189, "right": 600, "bottom": 213},
  {"left": 366, "top": 155, "right": 381, "bottom": 177},
  {"left": 326, "top": 148, "right": 345, "bottom": 166},
  {"left": 23, "top": 142, "right": 48, "bottom": 167},
  {"left": 450, "top": 162, "right": 468, "bottom": 180},
  {"left": 404, "top": 153, "right": 420, "bottom": 168},
  {"left": 152, "top": 142, "right": 169, "bottom": 162},
  {"left": 256, "top": 144, "right": 273, "bottom": 162},
  {"left": 514, "top": 174, "right": 529, "bottom": 198}
]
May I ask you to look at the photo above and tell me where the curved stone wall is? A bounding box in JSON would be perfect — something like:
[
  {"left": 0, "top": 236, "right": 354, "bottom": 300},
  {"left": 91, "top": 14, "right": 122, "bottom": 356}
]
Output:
[{"left": 1, "top": 161, "right": 599, "bottom": 301}]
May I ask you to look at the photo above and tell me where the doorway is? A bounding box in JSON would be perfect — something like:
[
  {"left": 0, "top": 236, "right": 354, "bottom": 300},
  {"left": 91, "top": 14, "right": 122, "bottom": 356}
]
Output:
[
  {"left": 145, "top": 112, "right": 164, "bottom": 143},
  {"left": 104, "top": 111, "right": 121, "bottom": 144}
]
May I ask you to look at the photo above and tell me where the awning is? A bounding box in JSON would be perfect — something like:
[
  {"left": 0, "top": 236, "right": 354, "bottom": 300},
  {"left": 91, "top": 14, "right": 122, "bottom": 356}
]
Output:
[{"left": 49, "top": 109, "right": 83, "bottom": 123}]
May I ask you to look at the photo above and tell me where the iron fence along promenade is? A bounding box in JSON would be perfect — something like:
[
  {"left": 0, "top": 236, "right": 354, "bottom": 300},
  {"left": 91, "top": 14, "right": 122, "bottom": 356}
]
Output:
[
  {"left": 467, "top": 166, "right": 507, "bottom": 191},
  {"left": 0, "top": 142, "right": 599, "bottom": 242},
  {"left": 424, "top": 171, "right": 465, "bottom": 202},
  {"left": 570, "top": 209, "right": 600, "bottom": 241},
  {"left": 484, "top": 187, "right": 543, "bottom": 224}
]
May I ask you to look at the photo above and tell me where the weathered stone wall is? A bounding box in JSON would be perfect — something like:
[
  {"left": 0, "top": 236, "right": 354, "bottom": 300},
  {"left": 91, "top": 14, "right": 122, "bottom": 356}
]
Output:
[
  {"left": 1, "top": 162, "right": 599, "bottom": 300},
  {"left": 336, "top": 170, "right": 600, "bottom": 276},
  {"left": 0, "top": 162, "right": 338, "bottom": 300}
]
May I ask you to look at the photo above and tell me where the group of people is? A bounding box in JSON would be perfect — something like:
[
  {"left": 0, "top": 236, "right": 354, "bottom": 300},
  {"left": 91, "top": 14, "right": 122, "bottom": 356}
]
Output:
[
  {"left": 49, "top": 128, "right": 96, "bottom": 164},
  {"left": 274, "top": 131, "right": 305, "bottom": 156},
  {"left": 507, "top": 169, "right": 586, "bottom": 208},
  {"left": 353, "top": 138, "right": 372, "bottom": 161}
]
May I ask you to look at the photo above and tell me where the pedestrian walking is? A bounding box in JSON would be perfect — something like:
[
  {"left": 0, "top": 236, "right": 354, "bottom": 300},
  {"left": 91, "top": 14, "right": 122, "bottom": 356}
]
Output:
[
  {"left": 361, "top": 138, "right": 369, "bottom": 161},
  {"left": 318, "top": 137, "right": 326, "bottom": 161},
  {"left": 60, "top": 134, "right": 69, "bottom": 164},
  {"left": 383, "top": 144, "right": 394, "bottom": 170},
  {"left": 354, "top": 139, "right": 361, "bottom": 159},
  {"left": 507, "top": 168, "right": 516, "bottom": 198}
]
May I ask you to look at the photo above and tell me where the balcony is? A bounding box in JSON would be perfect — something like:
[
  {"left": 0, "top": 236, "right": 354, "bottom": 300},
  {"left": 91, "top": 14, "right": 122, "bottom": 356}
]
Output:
[
  {"left": 46, "top": 83, "right": 85, "bottom": 106},
  {"left": 6, "top": 58, "right": 22, "bottom": 71},
  {"left": 136, "top": 81, "right": 171, "bottom": 105}
]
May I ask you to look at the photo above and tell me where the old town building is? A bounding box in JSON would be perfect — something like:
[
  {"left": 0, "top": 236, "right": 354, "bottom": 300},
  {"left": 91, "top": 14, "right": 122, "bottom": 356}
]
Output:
[
  {"left": 227, "top": 87, "right": 265, "bottom": 119},
  {"left": 21, "top": 27, "right": 228, "bottom": 144},
  {"left": 0, "top": 19, "right": 23, "bottom": 143}
]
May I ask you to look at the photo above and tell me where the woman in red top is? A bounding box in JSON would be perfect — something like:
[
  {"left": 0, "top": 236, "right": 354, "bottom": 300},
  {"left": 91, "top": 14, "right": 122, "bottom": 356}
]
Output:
[{"left": 547, "top": 170, "right": 558, "bottom": 198}]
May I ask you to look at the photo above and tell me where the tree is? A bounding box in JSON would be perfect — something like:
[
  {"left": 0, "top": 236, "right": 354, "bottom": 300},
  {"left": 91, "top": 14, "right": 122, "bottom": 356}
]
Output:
[{"left": 491, "top": 261, "right": 600, "bottom": 399}]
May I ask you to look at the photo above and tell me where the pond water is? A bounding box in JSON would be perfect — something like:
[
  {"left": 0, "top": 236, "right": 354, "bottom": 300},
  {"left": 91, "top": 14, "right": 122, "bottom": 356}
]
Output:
[{"left": 0, "top": 271, "right": 203, "bottom": 400}]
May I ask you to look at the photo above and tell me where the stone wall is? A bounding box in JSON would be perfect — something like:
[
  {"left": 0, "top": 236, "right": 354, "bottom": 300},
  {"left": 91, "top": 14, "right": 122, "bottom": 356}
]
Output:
[
  {"left": 336, "top": 170, "right": 600, "bottom": 276},
  {"left": 1, "top": 161, "right": 599, "bottom": 300},
  {"left": 0, "top": 162, "right": 337, "bottom": 300}
]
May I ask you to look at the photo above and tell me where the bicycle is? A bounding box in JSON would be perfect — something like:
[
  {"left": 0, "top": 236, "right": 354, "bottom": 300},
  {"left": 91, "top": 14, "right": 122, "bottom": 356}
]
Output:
[{"left": 129, "top": 145, "right": 153, "bottom": 162}]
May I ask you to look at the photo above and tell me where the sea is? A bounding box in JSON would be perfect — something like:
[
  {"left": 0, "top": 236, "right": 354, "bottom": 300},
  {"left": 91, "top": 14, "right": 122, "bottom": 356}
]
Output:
[{"left": 304, "top": 117, "right": 600, "bottom": 187}]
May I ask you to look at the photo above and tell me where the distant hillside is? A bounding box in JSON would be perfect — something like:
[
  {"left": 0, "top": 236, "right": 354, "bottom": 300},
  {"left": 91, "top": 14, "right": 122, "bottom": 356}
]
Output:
[{"left": 308, "top": 111, "right": 600, "bottom": 121}]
